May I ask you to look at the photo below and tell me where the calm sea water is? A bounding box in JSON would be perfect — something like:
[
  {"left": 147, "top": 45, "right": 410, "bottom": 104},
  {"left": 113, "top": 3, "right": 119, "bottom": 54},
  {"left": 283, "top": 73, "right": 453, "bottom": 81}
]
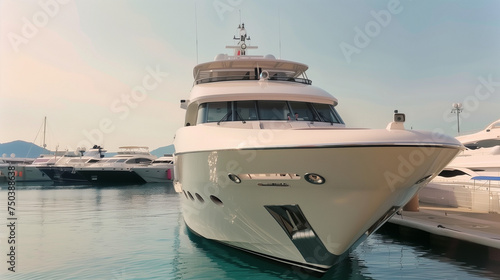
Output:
[{"left": 0, "top": 183, "right": 498, "bottom": 280}]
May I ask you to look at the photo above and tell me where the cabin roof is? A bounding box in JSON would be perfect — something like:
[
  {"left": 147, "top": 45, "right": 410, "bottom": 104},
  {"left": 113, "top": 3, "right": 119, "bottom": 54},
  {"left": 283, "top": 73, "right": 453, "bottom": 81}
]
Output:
[
  {"left": 188, "top": 80, "right": 337, "bottom": 106},
  {"left": 193, "top": 57, "right": 309, "bottom": 80}
]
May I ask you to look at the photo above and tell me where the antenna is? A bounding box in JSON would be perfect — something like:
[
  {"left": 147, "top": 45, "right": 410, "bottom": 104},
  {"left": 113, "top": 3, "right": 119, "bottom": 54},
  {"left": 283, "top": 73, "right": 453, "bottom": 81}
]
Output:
[
  {"left": 451, "top": 103, "right": 463, "bottom": 134},
  {"left": 195, "top": 3, "right": 199, "bottom": 64},
  {"left": 226, "top": 23, "right": 258, "bottom": 56},
  {"left": 278, "top": 9, "right": 282, "bottom": 59},
  {"left": 43, "top": 116, "right": 47, "bottom": 149}
]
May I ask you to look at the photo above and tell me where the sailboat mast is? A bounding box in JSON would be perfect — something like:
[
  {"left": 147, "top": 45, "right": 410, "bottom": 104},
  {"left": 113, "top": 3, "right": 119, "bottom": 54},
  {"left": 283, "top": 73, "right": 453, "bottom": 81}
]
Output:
[{"left": 43, "top": 116, "right": 47, "bottom": 149}]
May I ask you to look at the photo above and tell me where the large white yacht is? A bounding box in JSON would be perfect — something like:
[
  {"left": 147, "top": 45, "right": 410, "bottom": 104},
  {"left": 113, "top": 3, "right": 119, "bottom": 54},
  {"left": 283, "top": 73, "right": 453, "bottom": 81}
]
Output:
[{"left": 172, "top": 24, "right": 463, "bottom": 274}]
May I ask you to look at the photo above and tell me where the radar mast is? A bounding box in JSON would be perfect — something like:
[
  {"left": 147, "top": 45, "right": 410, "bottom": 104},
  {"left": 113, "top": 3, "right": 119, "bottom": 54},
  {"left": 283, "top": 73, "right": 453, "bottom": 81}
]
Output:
[{"left": 225, "top": 23, "right": 258, "bottom": 56}]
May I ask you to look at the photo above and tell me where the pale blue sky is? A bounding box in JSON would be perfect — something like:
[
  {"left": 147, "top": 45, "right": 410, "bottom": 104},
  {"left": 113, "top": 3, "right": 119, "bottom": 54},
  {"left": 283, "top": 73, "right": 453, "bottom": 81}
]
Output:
[{"left": 1, "top": 0, "right": 499, "bottom": 152}]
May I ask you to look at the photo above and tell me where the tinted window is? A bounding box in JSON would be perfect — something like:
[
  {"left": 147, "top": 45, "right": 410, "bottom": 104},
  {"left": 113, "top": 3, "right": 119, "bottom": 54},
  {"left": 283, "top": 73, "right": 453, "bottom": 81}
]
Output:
[
  {"left": 196, "top": 101, "right": 343, "bottom": 124},
  {"left": 234, "top": 101, "right": 257, "bottom": 121},
  {"left": 196, "top": 103, "right": 207, "bottom": 124},
  {"left": 288, "top": 101, "right": 318, "bottom": 121},
  {"left": 206, "top": 102, "right": 230, "bottom": 123},
  {"left": 312, "top": 103, "right": 340, "bottom": 123},
  {"left": 257, "top": 101, "right": 290, "bottom": 120}
]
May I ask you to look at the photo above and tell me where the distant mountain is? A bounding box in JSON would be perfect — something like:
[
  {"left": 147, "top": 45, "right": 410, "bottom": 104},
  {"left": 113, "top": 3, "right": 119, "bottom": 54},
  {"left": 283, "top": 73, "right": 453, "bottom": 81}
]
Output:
[
  {"left": 0, "top": 140, "right": 50, "bottom": 159},
  {"left": 151, "top": 145, "right": 175, "bottom": 157}
]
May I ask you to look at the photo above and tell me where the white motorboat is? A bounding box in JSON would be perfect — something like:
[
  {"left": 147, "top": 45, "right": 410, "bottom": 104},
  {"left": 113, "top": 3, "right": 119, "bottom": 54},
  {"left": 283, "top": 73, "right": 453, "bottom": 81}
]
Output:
[
  {"left": 75, "top": 146, "right": 156, "bottom": 184},
  {"left": 456, "top": 118, "right": 500, "bottom": 149},
  {"left": 132, "top": 154, "right": 174, "bottom": 183},
  {"left": 172, "top": 24, "right": 463, "bottom": 274},
  {"left": 38, "top": 145, "right": 106, "bottom": 184},
  {"left": 0, "top": 154, "right": 60, "bottom": 182},
  {"left": 0, "top": 117, "right": 59, "bottom": 183},
  {"left": 420, "top": 144, "right": 500, "bottom": 212},
  {"left": 421, "top": 119, "right": 500, "bottom": 211}
]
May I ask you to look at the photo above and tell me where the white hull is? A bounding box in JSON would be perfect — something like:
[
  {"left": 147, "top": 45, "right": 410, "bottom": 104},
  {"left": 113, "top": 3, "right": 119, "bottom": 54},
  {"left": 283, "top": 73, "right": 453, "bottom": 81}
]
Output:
[
  {"left": 421, "top": 181, "right": 500, "bottom": 212},
  {"left": 132, "top": 166, "right": 174, "bottom": 183},
  {"left": 0, "top": 164, "right": 52, "bottom": 182},
  {"left": 174, "top": 127, "right": 460, "bottom": 273},
  {"left": 420, "top": 145, "right": 500, "bottom": 212}
]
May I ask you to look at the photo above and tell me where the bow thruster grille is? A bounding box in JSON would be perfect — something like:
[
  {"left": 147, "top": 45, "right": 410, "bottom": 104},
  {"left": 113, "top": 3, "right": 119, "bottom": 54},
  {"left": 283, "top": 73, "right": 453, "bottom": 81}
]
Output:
[{"left": 265, "top": 205, "right": 337, "bottom": 265}]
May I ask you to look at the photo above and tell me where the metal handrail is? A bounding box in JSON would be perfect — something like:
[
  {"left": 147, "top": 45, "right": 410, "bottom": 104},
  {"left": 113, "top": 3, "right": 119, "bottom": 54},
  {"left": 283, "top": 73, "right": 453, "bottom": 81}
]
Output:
[{"left": 195, "top": 75, "right": 312, "bottom": 85}]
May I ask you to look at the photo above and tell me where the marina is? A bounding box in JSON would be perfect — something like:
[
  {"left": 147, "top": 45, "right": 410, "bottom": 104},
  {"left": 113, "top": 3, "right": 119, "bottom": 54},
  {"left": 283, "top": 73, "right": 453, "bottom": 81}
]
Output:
[
  {"left": 4, "top": 115, "right": 498, "bottom": 278},
  {"left": 2, "top": 1, "right": 499, "bottom": 278},
  {"left": 2, "top": 121, "right": 499, "bottom": 278}
]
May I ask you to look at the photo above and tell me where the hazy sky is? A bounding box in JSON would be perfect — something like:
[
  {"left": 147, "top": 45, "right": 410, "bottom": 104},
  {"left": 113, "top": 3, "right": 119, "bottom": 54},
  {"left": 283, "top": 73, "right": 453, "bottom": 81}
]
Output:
[{"left": 1, "top": 0, "right": 499, "bottom": 153}]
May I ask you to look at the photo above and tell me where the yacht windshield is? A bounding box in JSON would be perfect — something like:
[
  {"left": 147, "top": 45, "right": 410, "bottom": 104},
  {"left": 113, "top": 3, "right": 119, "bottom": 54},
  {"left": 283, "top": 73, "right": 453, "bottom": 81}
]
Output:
[
  {"left": 257, "top": 101, "right": 290, "bottom": 120},
  {"left": 288, "top": 101, "right": 319, "bottom": 121},
  {"left": 199, "top": 102, "right": 231, "bottom": 123},
  {"left": 196, "top": 101, "right": 343, "bottom": 125},
  {"left": 312, "top": 103, "right": 341, "bottom": 123},
  {"left": 125, "top": 158, "right": 152, "bottom": 164},
  {"left": 235, "top": 101, "right": 257, "bottom": 121}
]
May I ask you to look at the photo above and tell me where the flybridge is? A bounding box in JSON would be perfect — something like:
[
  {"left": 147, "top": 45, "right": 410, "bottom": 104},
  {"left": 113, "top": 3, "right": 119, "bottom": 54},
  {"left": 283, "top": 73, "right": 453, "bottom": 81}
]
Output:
[
  {"left": 193, "top": 58, "right": 312, "bottom": 85},
  {"left": 193, "top": 24, "right": 312, "bottom": 86}
]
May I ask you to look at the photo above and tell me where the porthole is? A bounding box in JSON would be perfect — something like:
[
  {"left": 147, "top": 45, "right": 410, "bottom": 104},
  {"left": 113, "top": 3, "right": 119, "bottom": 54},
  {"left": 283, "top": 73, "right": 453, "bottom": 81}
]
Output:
[
  {"left": 228, "top": 173, "right": 241, "bottom": 184},
  {"left": 210, "top": 195, "right": 223, "bottom": 206},
  {"left": 187, "top": 191, "right": 194, "bottom": 201},
  {"left": 304, "top": 173, "right": 325, "bottom": 185},
  {"left": 183, "top": 190, "right": 188, "bottom": 199},
  {"left": 195, "top": 193, "right": 205, "bottom": 203}
]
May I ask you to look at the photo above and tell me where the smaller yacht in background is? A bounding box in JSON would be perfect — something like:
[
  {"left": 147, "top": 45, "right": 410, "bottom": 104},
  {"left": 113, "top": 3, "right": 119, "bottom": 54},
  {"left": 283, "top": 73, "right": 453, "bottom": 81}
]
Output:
[
  {"left": 0, "top": 153, "right": 63, "bottom": 182},
  {"left": 38, "top": 145, "right": 106, "bottom": 184},
  {"left": 456, "top": 118, "right": 500, "bottom": 149},
  {"left": 75, "top": 146, "right": 156, "bottom": 184},
  {"left": 421, "top": 119, "right": 500, "bottom": 212},
  {"left": 132, "top": 154, "right": 174, "bottom": 183},
  {"left": 0, "top": 116, "right": 60, "bottom": 183}
]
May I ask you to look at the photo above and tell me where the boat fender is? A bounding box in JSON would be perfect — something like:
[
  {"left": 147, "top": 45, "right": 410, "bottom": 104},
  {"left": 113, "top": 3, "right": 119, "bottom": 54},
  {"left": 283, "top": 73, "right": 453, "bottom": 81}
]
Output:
[{"left": 167, "top": 169, "right": 172, "bottom": 180}]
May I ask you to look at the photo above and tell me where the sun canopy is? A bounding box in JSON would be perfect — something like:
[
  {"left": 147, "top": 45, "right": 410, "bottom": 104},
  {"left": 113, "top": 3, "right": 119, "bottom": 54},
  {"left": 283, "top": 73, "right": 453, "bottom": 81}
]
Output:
[{"left": 193, "top": 57, "right": 309, "bottom": 80}]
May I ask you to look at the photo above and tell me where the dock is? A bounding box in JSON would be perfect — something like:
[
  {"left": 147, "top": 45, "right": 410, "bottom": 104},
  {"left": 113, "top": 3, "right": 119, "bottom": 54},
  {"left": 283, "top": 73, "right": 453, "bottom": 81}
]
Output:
[{"left": 386, "top": 203, "right": 500, "bottom": 263}]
